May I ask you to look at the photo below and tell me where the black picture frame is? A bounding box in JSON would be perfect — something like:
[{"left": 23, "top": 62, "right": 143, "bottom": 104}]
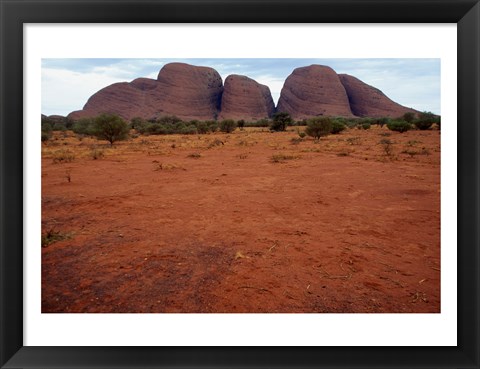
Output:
[{"left": 1, "top": 0, "right": 479, "bottom": 368}]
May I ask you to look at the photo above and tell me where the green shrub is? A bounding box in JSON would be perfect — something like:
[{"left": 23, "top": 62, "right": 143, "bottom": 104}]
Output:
[
  {"left": 414, "top": 112, "right": 438, "bottom": 130},
  {"left": 72, "top": 118, "right": 95, "bottom": 135},
  {"left": 245, "top": 118, "right": 270, "bottom": 127},
  {"left": 270, "top": 112, "right": 293, "bottom": 132},
  {"left": 414, "top": 120, "right": 433, "bottom": 130},
  {"left": 219, "top": 119, "right": 237, "bottom": 133},
  {"left": 305, "top": 117, "right": 332, "bottom": 140},
  {"left": 41, "top": 121, "right": 53, "bottom": 133},
  {"left": 330, "top": 121, "right": 346, "bottom": 134},
  {"left": 92, "top": 114, "right": 129, "bottom": 145},
  {"left": 361, "top": 123, "right": 371, "bottom": 130},
  {"left": 402, "top": 112, "right": 416, "bottom": 123},
  {"left": 237, "top": 120, "right": 245, "bottom": 129},
  {"left": 206, "top": 120, "right": 218, "bottom": 133},
  {"left": 130, "top": 117, "right": 147, "bottom": 130},
  {"left": 196, "top": 121, "right": 210, "bottom": 134},
  {"left": 387, "top": 120, "right": 412, "bottom": 133},
  {"left": 179, "top": 125, "right": 197, "bottom": 135},
  {"left": 52, "top": 122, "right": 67, "bottom": 131},
  {"left": 41, "top": 131, "right": 51, "bottom": 142},
  {"left": 156, "top": 115, "right": 182, "bottom": 125},
  {"left": 374, "top": 117, "right": 390, "bottom": 127}
]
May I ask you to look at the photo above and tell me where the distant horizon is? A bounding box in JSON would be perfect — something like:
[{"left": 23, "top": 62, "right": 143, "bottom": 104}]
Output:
[{"left": 42, "top": 58, "right": 441, "bottom": 117}]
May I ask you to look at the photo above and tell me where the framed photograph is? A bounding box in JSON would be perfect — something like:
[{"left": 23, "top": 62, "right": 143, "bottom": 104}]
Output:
[{"left": 1, "top": 0, "right": 479, "bottom": 368}]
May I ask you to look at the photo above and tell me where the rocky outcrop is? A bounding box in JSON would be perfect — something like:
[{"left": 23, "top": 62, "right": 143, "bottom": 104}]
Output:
[
  {"left": 338, "top": 74, "right": 418, "bottom": 118},
  {"left": 67, "top": 63, "right": 223, "bottom": 121},
  {"left": 219, "top": 75, "right": 275, "bottom": 121},
  {"left": 152, "top": 63, "right": 223, "bottom": 121},
  {"left": 65, "top": 62, "right": 423, "bottom": 122},
  {"left": 276, "top": 65, "right": 354, "bottom": 120}
]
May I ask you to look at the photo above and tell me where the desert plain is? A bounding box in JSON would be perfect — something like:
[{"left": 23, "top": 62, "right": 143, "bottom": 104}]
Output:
[{"left": 41, "top": 125, "right": 440, "bottom": 313}]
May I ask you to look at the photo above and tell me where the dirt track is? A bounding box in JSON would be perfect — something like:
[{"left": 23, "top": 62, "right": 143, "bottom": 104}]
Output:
[{"left": 42, "top": 126, "right": 440, "bottom": 313}]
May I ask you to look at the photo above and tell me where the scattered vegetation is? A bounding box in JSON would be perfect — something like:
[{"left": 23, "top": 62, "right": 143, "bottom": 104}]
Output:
[
  {"left": 305, "top": 117, "right": 332, "bottom": 140},
  {"left": 346, "top": 137, "right": 361, "bottom": 145},
  {"left": 90, "top": 147, "right": 105, "bottom": 160},
  {"left": 330, "top": 121, "right": 347, "bottom": 134},
  {"left": 187, "top": 152, "right": 202, "bottom": 159},
  {"left": 52, "top": 149, "right": 75, "bottom": 164},
  {"left": 271, "top": 153, "right": 299, "bottom": 163},
  {"left": 270, "top": 112, "right": 293, "bottom": 132},
  {"left": 208, "top": 139, "right": 225, "bottom": 148},
  {"left": 379, "top": 138, "right": 394, "bottom": 158},
  {"left": 387, "top": 120, "right": 413, "bottom": 133},
  {"left": 402, "top": 112, "right": 416, "bottom": 123},
  {"left": 219, "top": 119, "right": 237, "bottom": 133},
  {"left": 153, "top": 162, "right": 186, "bottom": 171},
  {"left": 290, "top": 137, "right": 304, "bottom": 145},
  {"left": 92, "top": 114, "right": 130, "bottom": 146},
  {"left": 414, "top": 112, "right": 438, "bottom": 130},
  {"left": 41, "top": 229, "right": 72, "bottom": 247}
]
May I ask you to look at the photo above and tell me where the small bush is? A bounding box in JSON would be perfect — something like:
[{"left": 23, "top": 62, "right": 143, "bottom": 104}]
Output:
[
  {"left": 361, "top": 123, "right": 371, "bottom": 130},
  {"left": 90, "top": 147, "right": 105, "bottom": 160},
  {"left": 187, "top": 152, "right": 202, "bottom": 159},
  {"left": 206, "top": 120, "right": 218, "bottom": 133},
  {"left": 196, "top": 121, "right": 210, "bottom": 134},
  {"left": 305, "top": 117, "right": 332, "bottom": 140},
  {"left": 130, "top": 117, "right": 147, "bottom": 130},
  {"left": 373, "top": 117, "right": 390, "bottom": 127},
  {"left": 414, "top": 120, "right": 433, "bottom": 130},
  {"left": 219, "top": 119, "right": 237, "bottom": 133},
  {"left": 93, "top": 114, "right": 130, "bottom": 145},
  {"left": 387, "top": 120, "right": 412, "bottom": 133},
  {"left": 379, "top": 138, "right": 394, "bottom": 157},
  {"left": 41, "top": 131, "right": 51, "bottom": 142},
  {"left": 271, "top": 153, "right": 299, "bottom": 163},
  {"left": 346, "top": 137, "right": 361, "bottom": 145},
  {"left": 270, "top": 112, "right": 293, "bottom": 132},
  {"left": 72, "top": 118, "right": 95, "bottom": 135},
  {"left": 402, "top": 112, "right": 416, "bottom": 123},
  {"left": 208, "top": 139, "right": 224, "bottom": 148},
  {"left": 41, "top": 229, "right": 71, "bottom": 247},
  {"left": 298, "top": 131, "right": 307, "bottom": 138},
  {"left": 52, "top": 149, "right": 75, "bottom": 164},
  {"left": 330, "top": 121, "right": 346, "bottom": 134},
  {"left": 237, "top": 120, "right": 245, "bottom": 130}
]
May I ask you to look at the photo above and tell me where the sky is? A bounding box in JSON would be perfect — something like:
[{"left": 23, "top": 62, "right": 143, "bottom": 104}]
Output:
[{"left": 41, "top": 58, "right": 441, "bottom": 117}]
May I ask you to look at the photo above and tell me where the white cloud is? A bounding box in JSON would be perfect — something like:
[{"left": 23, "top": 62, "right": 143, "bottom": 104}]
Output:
[{"left": 42, "top": 68, "right": 125, "bottom": 116}]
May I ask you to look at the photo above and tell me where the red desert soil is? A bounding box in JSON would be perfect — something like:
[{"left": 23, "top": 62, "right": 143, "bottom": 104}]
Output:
[{"left": 42, "top": 126, "right": 440, "bottom": 313}]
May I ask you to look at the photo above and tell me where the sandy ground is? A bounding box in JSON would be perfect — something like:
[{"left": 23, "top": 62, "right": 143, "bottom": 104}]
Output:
[{"left": 41, "top": 126, "right": 440, "bottom": 313}]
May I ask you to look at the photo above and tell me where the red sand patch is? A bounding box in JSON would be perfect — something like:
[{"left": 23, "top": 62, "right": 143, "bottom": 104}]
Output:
[{"left": 42, "top": 126, "right": 440, "bottom": 313}]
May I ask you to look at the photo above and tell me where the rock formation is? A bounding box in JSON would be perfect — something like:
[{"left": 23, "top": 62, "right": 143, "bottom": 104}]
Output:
[
  {"left": 68, "top": 63, "right": 223, "bottom": 121},
  {"left": 276, "top": 65, "right": 354, "bottom": 120},
  {"left": 338, "top": 74, "right": 417, "bottom": 118},
  {"left": 219, "top": 75, "right": 275, "bottom": 121},
  {"left": 65, "top": 62, "right": 423, "bottom": 122},
  {"left": 152, "top": 63, "right": 223, "bottom": 121}
]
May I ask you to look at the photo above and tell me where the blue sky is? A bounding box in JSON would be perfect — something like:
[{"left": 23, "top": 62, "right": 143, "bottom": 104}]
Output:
[{"left": 42, "top": 58, "right": 440, "bottom": 116}]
